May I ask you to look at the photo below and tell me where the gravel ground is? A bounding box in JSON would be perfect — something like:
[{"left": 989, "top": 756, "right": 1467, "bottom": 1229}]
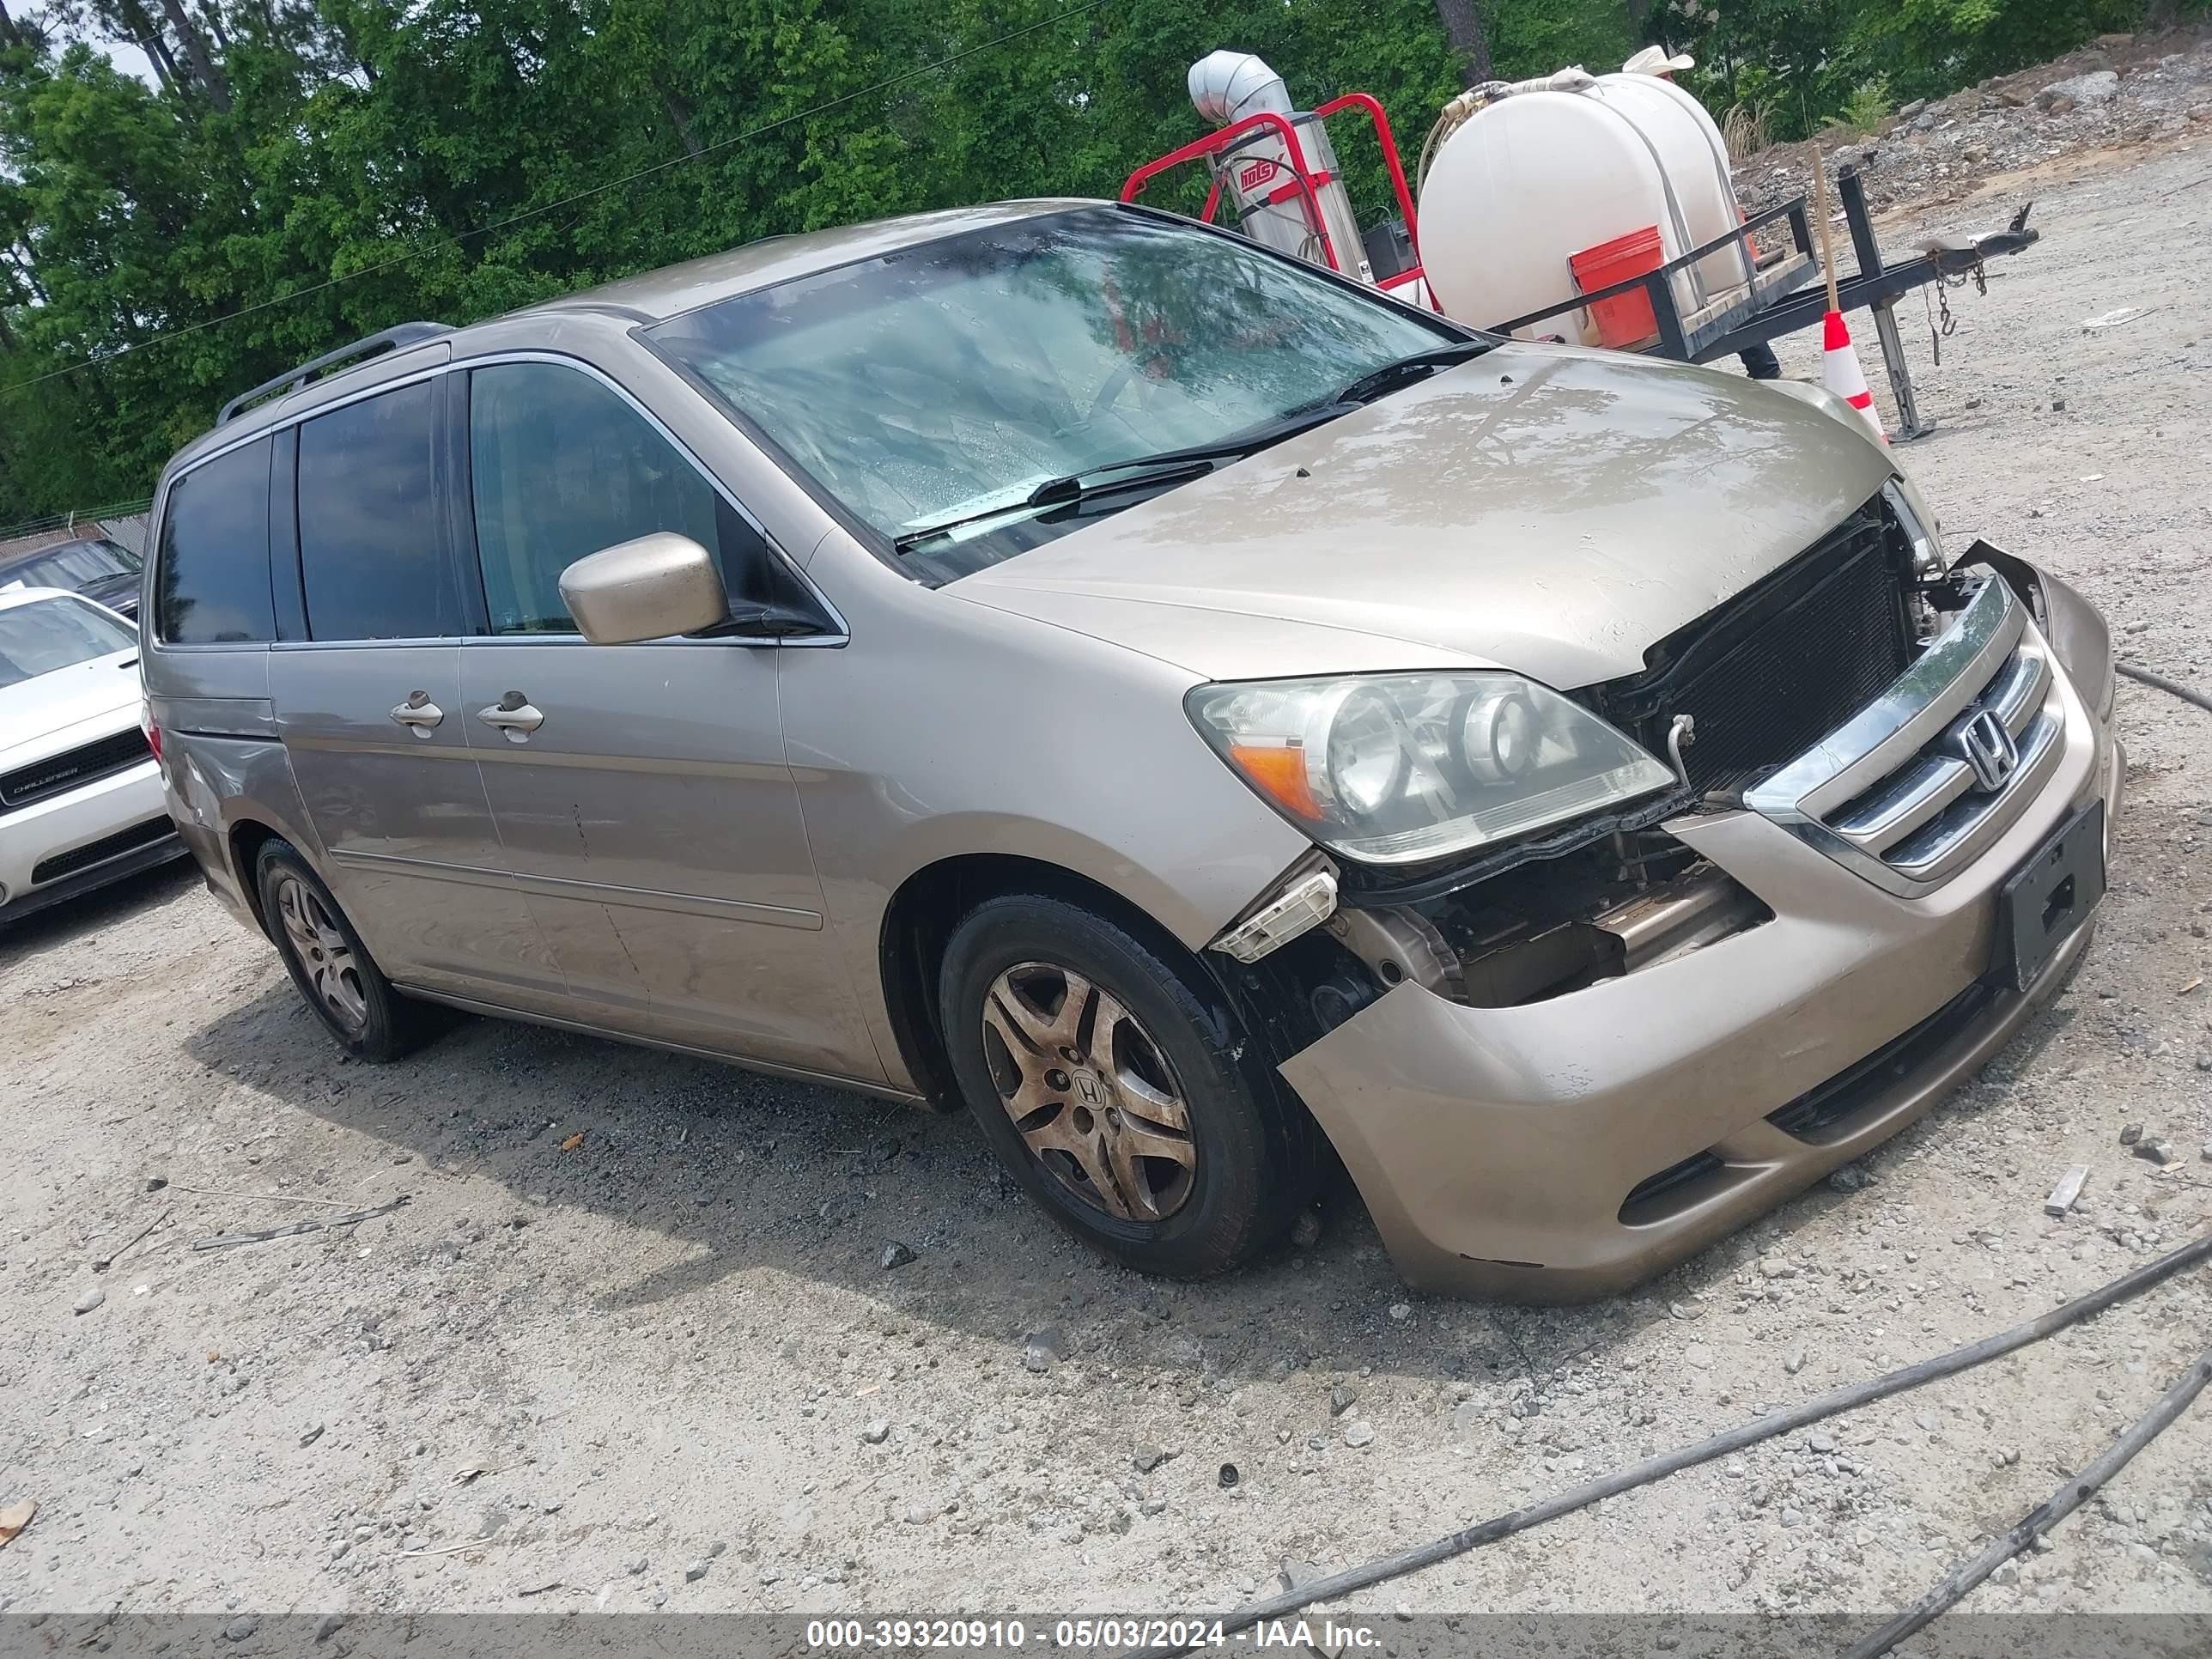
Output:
[{"left": 7, "top": 137, "right": 2212, "bottom": 1628}]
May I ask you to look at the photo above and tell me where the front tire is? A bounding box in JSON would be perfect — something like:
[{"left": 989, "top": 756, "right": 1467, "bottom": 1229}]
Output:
[
  {"left": 938, "top": 892, "right": 1318, "bottom": 1278},
  {"left": 254, "top": 842, "right": 445, "bottom": 1063}
]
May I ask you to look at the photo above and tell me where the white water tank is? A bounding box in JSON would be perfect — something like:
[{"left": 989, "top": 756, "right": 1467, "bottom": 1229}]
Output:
[{"left": 1417, "top": 74, "right": 1753, "bottom": 344}]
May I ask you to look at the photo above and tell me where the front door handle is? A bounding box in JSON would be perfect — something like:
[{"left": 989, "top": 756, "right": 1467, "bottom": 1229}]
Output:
[
  {"left": 389, "top": 692, "right": 444, "bottom": 737},
  {"left": 477, "top": 691, "right": 544, "bottom": 742}
]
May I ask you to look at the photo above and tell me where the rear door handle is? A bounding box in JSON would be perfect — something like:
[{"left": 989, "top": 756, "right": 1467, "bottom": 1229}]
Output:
[
  {"left": 477, "top": 692, "right": 544, "bottom": 742},
  {"left": 389, "top": 693, "right": 444, "bottom": 737}
]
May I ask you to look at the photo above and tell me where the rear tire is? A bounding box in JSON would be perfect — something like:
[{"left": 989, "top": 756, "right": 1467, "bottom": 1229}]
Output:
[
  {"left": 254, "top": 842, "right": 446, "bottom": 1063},
  {"left": 938, "top": 892, "right": 1319, "bottom": 1278}
]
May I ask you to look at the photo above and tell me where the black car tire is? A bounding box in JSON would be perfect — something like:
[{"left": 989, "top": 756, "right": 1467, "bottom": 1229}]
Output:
[
  {"left": 254, "top": 841, "right": 447, "bottom": 1062},
  {"left": 938, "top": 891, "right": 1322, "bottom": 1278}
]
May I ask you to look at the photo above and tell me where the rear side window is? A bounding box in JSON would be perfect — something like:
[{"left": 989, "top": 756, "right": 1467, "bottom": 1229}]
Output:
[
  {"left": 296, "top": 381, "right": 455, "bottom": 641},
  {"left": 466, "top": 361, "right": 774, "bottom": 634},
  {"left": 155, "top": 437, "right": 276, "bottom": 644}
]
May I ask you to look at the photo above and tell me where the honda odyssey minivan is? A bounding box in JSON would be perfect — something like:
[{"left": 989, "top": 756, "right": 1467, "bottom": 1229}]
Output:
[{"left": 142, "top": 200, "right": 2120, "bottom": 1301}]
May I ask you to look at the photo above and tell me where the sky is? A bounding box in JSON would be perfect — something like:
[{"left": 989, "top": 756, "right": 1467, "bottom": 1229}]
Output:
[{"left": 103, "top": 40, "right": 156, "bottom": 85}]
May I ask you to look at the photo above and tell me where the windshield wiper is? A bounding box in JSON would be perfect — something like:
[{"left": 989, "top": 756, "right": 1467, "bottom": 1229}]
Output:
[
  {"left": 1021, "top": 402, "right": 1365, "bottom": 510},
  {"left": 891, "top": 404, "right": 1352, "bottom": 554},
  {"left": 1298, "top": 338, "right": 1493, "bottom": 412}
]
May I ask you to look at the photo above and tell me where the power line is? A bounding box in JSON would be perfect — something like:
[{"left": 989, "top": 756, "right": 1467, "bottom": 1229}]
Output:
[{"left": 3, "top": 0, "right": 1112, "bottom": 396}]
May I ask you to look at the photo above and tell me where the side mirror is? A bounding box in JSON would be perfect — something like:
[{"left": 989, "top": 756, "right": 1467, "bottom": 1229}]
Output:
[{"left": 558, "top": 532, "right": 730, "bottom": 645}]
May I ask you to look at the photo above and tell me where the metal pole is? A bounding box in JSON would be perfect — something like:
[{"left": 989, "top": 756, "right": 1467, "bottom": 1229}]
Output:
[
  {"left": 1840, "top": 166, "right": 1883, "bottom": 281},
  {"left": 1870, "top": 298, "right": 1932, "bottom": 441}
]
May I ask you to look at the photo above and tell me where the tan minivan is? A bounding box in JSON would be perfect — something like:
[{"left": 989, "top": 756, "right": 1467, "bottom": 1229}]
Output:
[{"left": 142, "top": 200, "right": 2121, "bottom": 1301}]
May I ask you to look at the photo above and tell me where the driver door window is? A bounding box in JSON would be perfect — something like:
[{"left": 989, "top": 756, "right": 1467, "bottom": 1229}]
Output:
[{"left": 465, "top": 360, "right": 769, "bottom": 633}]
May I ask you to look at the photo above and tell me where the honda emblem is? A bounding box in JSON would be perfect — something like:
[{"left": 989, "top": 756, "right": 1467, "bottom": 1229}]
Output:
[{"left": 1958, "top": 709, "right": 2020, "bottom": 793}]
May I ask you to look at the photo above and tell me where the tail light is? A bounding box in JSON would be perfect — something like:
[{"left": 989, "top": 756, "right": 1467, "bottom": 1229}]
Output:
[{"left": 140, "top": 699, "right": 163, "bottom": 765}]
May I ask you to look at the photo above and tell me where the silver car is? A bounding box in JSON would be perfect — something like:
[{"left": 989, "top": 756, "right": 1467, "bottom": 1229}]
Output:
[{"left": 142, "top": 201, "right": 2120, "bottom": 1300}]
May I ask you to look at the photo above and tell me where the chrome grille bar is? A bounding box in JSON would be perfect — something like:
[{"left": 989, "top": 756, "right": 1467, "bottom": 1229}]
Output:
[{"left": 1745, "top": 576, "right": 2063, "bottom": 897}]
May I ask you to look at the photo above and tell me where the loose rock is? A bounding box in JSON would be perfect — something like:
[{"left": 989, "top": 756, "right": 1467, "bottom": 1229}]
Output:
[
  {"left": 2038, "top": 70, "right": 2120, "bottom": 108},
  {"left": 1289, "top": 1211, "right": 1322, "bottom": 1249},
  {"left": 299, "top": 1421, "right": 325, "bottom": 1448},
  {"left": 861, "top": 1419, "right": 890, "bottom": 1445},
  {"left": 73, "top": 1287, "right": 105, "bottom": 1316},
  {"left": 684, "top": 1559, "right": 708, "bottom": 1583},
  {"left": 1344, "top": 1419, "right": 1376, "bottom": 1448},
  {"left": 878, "top": 1241, "right": 916, "bottom": 1272},
  {"left": 1329, "top": 1384, "right": 1357, "bottom": 1417},
  {"left": 1022, "top": 1327, "right": 1066, "bottom": 1372}
]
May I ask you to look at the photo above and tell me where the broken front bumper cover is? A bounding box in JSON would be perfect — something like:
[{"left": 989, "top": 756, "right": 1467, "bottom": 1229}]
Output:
[{"left": 1280, "top": 557, "right": 2123, "bottom": 1304}]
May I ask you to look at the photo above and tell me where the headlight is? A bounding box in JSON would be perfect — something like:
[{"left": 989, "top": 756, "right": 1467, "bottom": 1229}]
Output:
[{"left": 1188, "top": 672, "right": 1675, "bottom": 865}]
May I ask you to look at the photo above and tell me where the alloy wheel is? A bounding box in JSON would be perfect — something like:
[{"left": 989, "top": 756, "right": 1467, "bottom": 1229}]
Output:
[
  {"left": 276, "top": 875, "right": 368, "bottom": 1036},
  {"left": 980, "top": 962, "right": 1197, "bottom": 1222}
]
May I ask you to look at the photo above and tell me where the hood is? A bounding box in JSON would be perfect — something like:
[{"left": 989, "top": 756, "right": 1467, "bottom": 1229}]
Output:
[
  {"left": 952, "top": 344, "right": 1896, "bottom": 689},
  {"left": 0, "top": 649, "right": 144, "bottom": 771}
]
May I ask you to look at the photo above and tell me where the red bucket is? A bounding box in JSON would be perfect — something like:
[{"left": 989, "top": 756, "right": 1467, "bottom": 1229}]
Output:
[{"left": 1570, "top": 225, "right": 1664, "bottom": 349}]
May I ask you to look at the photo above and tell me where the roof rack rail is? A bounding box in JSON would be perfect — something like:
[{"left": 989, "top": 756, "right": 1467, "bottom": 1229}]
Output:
[{"left": 216, "top": 322, "right": 452, "bottom": 426}]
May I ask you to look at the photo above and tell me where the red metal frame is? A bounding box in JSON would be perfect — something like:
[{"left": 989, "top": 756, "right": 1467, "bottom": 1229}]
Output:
[
  {"left": 1119, "top": 91, "right": 1425, "bottom": 295},
  {"left": 1120, "top": 109, "right": 1343, "bottom": 272},
  {"left": 1311, "top": 92, "right": 1419, "bottom": 249}
]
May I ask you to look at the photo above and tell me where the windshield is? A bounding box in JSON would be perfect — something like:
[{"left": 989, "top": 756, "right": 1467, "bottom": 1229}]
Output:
[
  {"left": 3, "top": 538, "right": 140, "bottom": 590},
  {"left": 0, "top": 595, "right": 137, "bottom": 689},
  {"left": 648, "top": 207, "right": 1462, "bottom": 579}
]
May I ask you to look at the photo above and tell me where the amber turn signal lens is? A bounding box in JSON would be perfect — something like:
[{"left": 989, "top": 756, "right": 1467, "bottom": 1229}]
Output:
[{"left": 1229, "top": 743, "right": 1320, "bottom": 820}]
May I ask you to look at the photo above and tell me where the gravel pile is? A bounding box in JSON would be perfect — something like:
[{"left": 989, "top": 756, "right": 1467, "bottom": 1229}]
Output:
[{"left": 1736, "top": 27, "right": 2212, "bottom": 222}]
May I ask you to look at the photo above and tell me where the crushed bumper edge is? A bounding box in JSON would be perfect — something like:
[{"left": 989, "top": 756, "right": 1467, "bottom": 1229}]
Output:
[{"left": 1281, "top": 644, "right": 2124, "bottom": 1307}]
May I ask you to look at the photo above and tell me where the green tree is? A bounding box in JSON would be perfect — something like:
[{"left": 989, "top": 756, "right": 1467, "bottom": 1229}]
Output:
[{"left": 0, "top": 0, "right": 2186, "bottom": 522}]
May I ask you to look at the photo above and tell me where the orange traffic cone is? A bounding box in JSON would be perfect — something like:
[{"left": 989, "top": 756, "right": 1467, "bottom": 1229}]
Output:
[{"left": 1820, "top": 310, "right": 1887, "bottom": 443}]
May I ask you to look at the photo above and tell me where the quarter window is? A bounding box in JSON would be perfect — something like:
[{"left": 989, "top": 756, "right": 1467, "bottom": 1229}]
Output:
[
  {"left": 296, "top": 380, "right": 455, "bottom": 641},
  {"left": 466, "top": 362, "right": 774, "bottom": 635},
  {"left": 155, "top": 437, "right": 276, "bottom": 644}
]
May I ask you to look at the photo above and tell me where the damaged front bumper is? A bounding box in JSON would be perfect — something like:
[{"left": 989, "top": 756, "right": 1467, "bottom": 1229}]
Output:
[{"left": 1279, "top": 557, "right": 2124, "bottom": 1304}]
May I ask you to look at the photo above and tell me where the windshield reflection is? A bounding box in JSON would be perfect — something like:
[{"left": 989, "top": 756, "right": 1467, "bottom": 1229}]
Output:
[{"left": 648, "top": 207, "right": 1458, "bottom": 579}]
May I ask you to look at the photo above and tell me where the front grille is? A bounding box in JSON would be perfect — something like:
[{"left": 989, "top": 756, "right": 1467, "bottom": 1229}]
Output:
[
  {"left": 1600, "top": 502, "right": 1912, "bottom": 795},
  {"left": 1822, "top": 624, "right": 2057, "bottom": 888},
  {"left": 0, "top": 728, "right": 151, "bottom": 811},
  {"left": 30, "top": 815, "right": 173, "bottom": 885},
  {"left": 1745, "top": 574, "right": 2058, "bottom": 896}
]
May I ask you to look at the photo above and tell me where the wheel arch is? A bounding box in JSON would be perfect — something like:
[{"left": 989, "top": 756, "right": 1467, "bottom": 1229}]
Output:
[
  {"left": 877, "top": 852, "right": 1240, "bottom": 1115},
  {"left": 225, "top": 814, "right": 292, "bottom": 942}
]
